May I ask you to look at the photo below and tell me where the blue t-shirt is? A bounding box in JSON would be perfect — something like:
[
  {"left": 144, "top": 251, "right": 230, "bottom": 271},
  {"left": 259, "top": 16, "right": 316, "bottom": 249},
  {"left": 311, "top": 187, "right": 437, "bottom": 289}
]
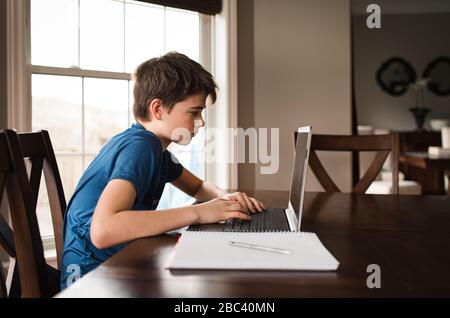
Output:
[{"left": 60, "top": 123, "right": 183, "bottom": 289}]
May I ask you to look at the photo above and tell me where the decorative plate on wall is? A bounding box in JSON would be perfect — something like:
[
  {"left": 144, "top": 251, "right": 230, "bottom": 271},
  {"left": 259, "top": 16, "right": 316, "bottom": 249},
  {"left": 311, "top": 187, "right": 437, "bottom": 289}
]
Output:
[
  {"left": 423, "top": 56, "right": 450, "bottom": 96},
  {"left": 376, "top": 57, "right": 416, "bottom": 96}
]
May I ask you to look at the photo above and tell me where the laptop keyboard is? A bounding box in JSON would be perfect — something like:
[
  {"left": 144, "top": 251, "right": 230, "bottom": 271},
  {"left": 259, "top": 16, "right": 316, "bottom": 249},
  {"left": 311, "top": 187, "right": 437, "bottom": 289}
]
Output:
[{"left": 224, "top": 210, "right": 271, "bottom": 232}]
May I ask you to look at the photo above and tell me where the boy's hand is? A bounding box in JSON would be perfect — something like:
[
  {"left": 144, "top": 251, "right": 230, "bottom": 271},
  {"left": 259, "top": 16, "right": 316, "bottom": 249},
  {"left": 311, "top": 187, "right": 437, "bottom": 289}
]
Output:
[
  {"left": 193, "top": 198, "right": 252, "bottom": 224},
  {"left": 220, "top": 192, "right": 265, "bottom": 214}
]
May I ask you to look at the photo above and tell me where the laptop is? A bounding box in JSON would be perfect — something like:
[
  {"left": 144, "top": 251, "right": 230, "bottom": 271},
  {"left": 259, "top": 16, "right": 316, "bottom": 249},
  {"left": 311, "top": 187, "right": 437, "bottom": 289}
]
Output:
[{"left": 188, "top": 126, "right": 312, "bottom": 233}]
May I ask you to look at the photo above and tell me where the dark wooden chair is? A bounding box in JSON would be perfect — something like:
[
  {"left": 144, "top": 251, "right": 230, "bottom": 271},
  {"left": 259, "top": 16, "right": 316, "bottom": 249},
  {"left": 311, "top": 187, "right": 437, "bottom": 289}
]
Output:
[
  {"left": 295, "top": 132, "right": 399, "bottom": 194},
  {"left": 17, "top": 130, "right": 66, "bottom": 269},
  {"left": 0, "top": 129, "right": 65, "bottom": 297}
]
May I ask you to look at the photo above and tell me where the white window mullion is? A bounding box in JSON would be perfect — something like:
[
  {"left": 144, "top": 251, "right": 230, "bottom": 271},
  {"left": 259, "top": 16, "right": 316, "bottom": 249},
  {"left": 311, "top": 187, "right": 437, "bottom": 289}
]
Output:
[
  {"left": 81, "top": 77, "right": 85, "bottom": 170},
  {"left": 30, "top": 65, "right": 131, "bottom": 80},
  {"left": 127, "top": 80, "right": 131, "bottom": 126},
  {"left": 123, "top": 0, "right": 126, "bottom": 73},
  {"left": 77, "top": 0, "right": 80, "bottom": 68},
  {"left": 163, "top": 7, "right": 167, "bottom": 52},
  {"left": 199, "top": 14, "right": 211, "bottom": 180},
  {"left": 208, "top": 0, "right": 238, "bottom": 191}
]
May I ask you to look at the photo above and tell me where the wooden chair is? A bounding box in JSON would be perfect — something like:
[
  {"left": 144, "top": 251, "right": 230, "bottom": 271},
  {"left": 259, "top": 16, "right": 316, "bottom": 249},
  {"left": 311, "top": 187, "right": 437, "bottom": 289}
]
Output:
[
  {"left": 17, "top": 130, "right": 66, "bottom": 269},
  {"left": 295, "top": 132, "right": 399, "bottom": 194},
  {"left": 0, "top": 129, "right": 65, "bottom": 297}
]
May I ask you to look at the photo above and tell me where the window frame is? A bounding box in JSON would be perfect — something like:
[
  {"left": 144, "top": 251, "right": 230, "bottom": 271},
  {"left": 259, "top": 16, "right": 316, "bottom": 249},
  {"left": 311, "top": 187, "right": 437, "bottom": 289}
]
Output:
[
  {"left": 25, "top": 0, "right": 214, "bottom": 250},
  {"left": 27, "top": 2, "right": 213, "bottom": 167},
  {"left": 4, "top": 0, "right": 238, "bottom": 255}
]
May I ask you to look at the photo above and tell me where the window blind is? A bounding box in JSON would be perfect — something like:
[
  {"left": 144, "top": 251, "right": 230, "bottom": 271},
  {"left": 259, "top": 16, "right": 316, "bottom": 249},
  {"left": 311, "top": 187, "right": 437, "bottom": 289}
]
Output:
[{"left": 136, "top": 0, "right": 222, "bottom": 15}]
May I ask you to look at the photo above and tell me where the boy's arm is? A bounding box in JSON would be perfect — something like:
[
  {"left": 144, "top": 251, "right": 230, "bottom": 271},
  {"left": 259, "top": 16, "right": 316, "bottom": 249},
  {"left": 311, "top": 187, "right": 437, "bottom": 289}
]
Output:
[
  {"left": 171, "top": 168, "right": 265, "bottom": 213},
  {"left": 171, "top": 168, "right": 226, "bottom": 202},
  {"left": 90, "top": 179, "right": 198, "bottom": 249},
  {"left": 90, "top": 179, "right": 251, "bottom": 249}
]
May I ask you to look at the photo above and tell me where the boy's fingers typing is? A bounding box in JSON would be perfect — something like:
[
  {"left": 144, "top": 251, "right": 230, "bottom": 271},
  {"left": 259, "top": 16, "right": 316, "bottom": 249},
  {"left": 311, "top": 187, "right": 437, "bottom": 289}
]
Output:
[
  {"left": 228, "top": 211, "right": 252, "bottom": 221},
  {"left": 250, "top": 197, "right": 264, "bottom": 212},
  {"left": 242, "top": 193, "right": 257, "bottom": 213},
  {"left": 226, "top": 203, "right": 244, "bottom": 212},
  {"left": 224, "top": 200, "right": 249, "bottom": 214},
  {"left": 228, "top": 194, "right": 249, "bottom": 214}
]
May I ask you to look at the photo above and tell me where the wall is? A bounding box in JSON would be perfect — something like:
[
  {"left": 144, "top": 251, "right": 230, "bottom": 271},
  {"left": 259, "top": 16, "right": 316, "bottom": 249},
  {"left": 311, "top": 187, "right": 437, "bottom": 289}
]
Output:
[
  {"left": 0, "top": 0, "right": 7, "bottom": 130},
  {"left": 353, "top": 13, "right": 450, "bottom": 131},
  {"left": 237, "top": 0, "right": 352, "bottom": 192}
]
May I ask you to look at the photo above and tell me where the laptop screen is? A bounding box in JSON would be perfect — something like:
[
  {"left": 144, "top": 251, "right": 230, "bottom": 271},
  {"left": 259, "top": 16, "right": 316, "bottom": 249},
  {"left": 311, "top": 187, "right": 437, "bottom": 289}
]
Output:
[{"left": 288, "top": 127, "right": 311, "bottom": 229}]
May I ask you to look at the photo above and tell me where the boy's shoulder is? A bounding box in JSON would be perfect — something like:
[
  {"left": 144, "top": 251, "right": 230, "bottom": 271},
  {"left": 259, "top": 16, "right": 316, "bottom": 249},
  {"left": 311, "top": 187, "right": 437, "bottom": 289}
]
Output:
[{"left": 113, "top": 124, "right": 162, "bottom": 153}]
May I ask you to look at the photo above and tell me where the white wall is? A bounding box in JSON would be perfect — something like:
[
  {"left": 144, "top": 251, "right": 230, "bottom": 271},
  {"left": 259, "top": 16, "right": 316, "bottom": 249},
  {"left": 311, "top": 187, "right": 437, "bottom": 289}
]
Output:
[{"left": 238, "top": 0, "right": 352, "bottom": 192}]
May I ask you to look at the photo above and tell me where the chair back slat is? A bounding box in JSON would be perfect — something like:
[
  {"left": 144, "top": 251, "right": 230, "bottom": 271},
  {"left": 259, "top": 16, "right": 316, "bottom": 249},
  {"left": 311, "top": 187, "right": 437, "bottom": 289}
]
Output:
[
  {"left": 295, "top": 132, "right": 400, "bottom": 194},
  {"left": 43, "top": 159, "right": 65, "bottom": 264},
  {"left": 16, "top": 133, "right": 45, "bottom": 157},
  {"left": 41, "top": 131, "right": 66, "bottom": 260},
  {"left": 0, "top": 266, "right": 6, "bottom": 298},
  {"left": 353, "top": 150, "right": 390, "bottom": 193},
  {"left": 6, "top": 259, "right": 21, "bottom": 298},
  {"left": 310, "top": 134, "right": 396, "bottom": 151},
  {"left": 308, "top": 151, "right": 341, "bottom": 192},
  {"left": 27, "top": 156, "right": 44, "bottom": 212}
]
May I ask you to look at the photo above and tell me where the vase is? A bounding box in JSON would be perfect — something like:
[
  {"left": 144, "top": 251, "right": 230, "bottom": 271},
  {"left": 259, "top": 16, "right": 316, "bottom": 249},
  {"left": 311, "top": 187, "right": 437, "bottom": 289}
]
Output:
[{"left": 409, "top": 107, "right": 431, "bottom": 131}]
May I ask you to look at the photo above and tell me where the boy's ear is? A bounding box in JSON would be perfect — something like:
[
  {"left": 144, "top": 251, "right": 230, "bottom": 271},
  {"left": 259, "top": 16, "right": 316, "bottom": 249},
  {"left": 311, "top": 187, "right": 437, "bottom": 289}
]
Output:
[{"left": 148, "top": 99, "right": 164, "bottom": 120}]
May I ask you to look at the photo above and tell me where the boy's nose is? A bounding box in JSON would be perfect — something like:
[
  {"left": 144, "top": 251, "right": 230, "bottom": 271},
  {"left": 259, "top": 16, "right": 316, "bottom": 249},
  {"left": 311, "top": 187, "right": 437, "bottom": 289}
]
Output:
[{"left": 195, "top": 118, "right": 205, "bottom": 128}]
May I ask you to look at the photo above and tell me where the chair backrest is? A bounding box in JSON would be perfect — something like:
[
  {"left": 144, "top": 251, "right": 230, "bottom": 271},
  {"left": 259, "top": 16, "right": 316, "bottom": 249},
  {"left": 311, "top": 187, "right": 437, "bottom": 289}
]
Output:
[
  {"left": 17, "top": 130, "right": 66, "bottom": 269},
  {"left": 0, "top": 129, "right": 62, "bottom": 297},
  {"left": 295, "top": 132, "right": 399, "bottom": 194}
]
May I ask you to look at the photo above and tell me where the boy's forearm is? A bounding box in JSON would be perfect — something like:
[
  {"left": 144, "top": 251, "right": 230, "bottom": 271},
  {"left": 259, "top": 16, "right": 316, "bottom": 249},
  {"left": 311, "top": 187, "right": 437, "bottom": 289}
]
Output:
[
  {"left": 194, "top": 181, "right": 227, "bottom": 202},
  {"left": 91, "top": 205, "right": 199, "bottom": 249}
]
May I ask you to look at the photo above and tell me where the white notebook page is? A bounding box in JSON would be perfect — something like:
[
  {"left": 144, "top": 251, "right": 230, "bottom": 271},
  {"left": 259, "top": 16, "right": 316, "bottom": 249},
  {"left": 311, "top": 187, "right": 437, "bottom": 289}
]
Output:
[{"left": 168, "top": 231, "right": 339, "bottom": 271}]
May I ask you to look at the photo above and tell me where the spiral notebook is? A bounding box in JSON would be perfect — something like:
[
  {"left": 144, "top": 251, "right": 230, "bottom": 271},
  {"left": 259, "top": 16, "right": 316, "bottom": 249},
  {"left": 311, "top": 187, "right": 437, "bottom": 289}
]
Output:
[{"left": 168, "top": 231, "right": 339, "bottom": 271}]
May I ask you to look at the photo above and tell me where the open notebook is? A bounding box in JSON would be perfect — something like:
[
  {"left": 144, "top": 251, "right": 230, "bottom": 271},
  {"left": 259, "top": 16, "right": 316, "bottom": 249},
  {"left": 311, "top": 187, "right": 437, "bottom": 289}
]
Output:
[{"left": 168, "top": 231, "right": 339, "bottom": 271}]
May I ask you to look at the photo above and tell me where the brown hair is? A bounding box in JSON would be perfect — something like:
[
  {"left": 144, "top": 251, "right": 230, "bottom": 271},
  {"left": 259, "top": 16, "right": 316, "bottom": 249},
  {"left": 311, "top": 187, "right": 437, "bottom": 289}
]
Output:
[{"left": 133, "top": 52, "right": 217, "bottom": 121}]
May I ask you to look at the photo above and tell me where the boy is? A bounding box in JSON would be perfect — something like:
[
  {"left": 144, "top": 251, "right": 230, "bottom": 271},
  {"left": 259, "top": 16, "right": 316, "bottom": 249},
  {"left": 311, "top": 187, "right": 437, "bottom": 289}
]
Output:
[{"left": 61, "top": 52, "right": 265, "bottom": 289}]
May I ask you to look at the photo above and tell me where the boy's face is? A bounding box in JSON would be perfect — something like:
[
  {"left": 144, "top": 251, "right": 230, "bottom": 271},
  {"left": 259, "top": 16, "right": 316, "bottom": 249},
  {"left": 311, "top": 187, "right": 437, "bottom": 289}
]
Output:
[{"left": 162, "top": 93, "right": 206, "bottom": 145}]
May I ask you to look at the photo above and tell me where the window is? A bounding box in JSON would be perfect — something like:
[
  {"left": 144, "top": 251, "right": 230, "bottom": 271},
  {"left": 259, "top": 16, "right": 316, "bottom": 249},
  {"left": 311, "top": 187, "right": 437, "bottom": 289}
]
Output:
[{"left": 30, "top": 0, "right": 212, "bottom": 238}]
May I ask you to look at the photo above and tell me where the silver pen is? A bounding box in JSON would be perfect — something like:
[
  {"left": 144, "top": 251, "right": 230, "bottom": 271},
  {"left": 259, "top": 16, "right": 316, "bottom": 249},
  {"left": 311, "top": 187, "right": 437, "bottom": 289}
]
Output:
[{"left": 228, "top": 241, "right": 292, "bottom": 255}]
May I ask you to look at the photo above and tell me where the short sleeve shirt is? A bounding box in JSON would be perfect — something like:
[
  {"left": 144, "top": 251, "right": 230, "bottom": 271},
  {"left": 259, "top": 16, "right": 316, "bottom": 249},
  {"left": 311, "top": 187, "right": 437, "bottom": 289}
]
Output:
[{"left": 60, "top": 123, "right": 183, "bottom": 289}]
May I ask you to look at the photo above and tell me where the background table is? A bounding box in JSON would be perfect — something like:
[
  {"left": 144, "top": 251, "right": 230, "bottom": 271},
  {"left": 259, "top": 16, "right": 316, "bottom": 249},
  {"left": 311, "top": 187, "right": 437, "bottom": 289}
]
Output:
[
  {"left": 57, "top": 191, "right": 450, "bottom": 298},
  {"left": 400, "top": 151, "right": 450, "bottom": 195}
]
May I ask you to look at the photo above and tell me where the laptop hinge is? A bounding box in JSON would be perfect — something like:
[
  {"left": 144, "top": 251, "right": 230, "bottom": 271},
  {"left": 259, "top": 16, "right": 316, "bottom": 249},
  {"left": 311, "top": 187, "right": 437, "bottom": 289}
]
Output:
[{"left": 285, "top": 203, "right": 298, "bottom": 231}]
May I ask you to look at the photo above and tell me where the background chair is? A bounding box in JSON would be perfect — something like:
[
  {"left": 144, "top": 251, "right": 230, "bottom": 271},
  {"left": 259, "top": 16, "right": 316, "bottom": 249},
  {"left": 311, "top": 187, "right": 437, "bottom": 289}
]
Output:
[
  {"left": 0, "top": 129, "right": 65, "bottom": 297},
  {"left": 295, "top": 132, "right": 400, "bottom": 194},
  {"left": 358, "top": 127, "right": 421, "bottom": 195}
]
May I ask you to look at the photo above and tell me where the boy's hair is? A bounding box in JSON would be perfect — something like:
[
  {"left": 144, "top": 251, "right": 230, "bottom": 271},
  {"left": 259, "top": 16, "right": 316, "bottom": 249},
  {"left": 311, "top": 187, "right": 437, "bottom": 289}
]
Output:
[{"left": 133, "top": 52, "right": 217, "bottom": 121}]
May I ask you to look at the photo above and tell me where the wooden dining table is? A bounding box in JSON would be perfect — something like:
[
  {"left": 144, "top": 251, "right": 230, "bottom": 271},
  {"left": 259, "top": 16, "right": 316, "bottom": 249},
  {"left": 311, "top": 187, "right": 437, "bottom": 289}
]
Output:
[
  {"left": 400, "top": 151, "right": 450, "bottom": 195},
  {"left": 56, "top": 191, "right": 450, "bottom": 298}
]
